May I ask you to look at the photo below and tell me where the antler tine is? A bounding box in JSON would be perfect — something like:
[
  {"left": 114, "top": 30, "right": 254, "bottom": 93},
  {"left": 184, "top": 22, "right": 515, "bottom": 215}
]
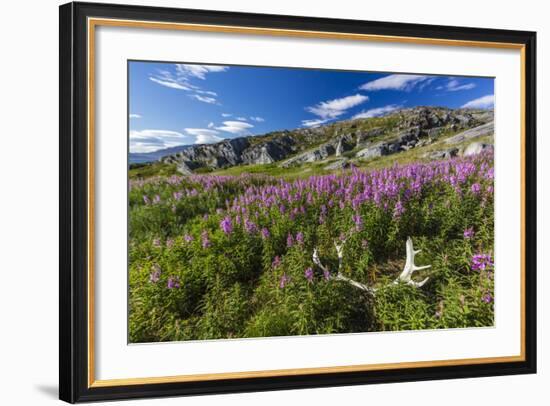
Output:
[{"left": 395, "top": 237, "right": 431, "bottom": 287}]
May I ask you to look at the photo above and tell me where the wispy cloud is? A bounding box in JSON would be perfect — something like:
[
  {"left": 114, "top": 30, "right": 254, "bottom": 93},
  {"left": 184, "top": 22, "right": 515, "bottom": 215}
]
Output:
[
  {"left": 352, "top": 104, "right": 402, "bottom": 120},
  {"left": 236, "top": 116, "right": 248, "bottom": 121},
  {"left": 221, "top": 113, "right": 232, "bottom": 117},
  {"left": 216, "top": 120, "right": 254, "bottom": 134},
  {"left": 301, "top": 118, "right": 331, "bottom": 128},
  {"left": 461, "top": 94, "right": 495, "bottom": 109},
  {"left": 207, "top": 122, "right": 215, "bottom": 128},
  {"left": 149, "top": 64, "right": 228, "bottom": 104},
  {"left": 438, "top": 79, "right": 476, "bottom": 92},
  {"left": 306, "top": 94, "right": 369, "bottom": 120},
  {"left": 129, "top": 129, "right": 190, "bottom": 153},
  {"left": 176, "top": 64, "right": 228, "bottom": 80},
  {"left": 360, "top": 74, "right": 432, "bottom": 92},
  {"left": 129, "top": 113, "right": 141, "bottom": 119},
  {"left": 190, "top": 94, "right": 219, "bottom": 104},
  {"left": 184, "top": 128, "right": 223, "bottom": 144},
  {"left": 250, "top": 116, "right": 265, "bottom": 122}
]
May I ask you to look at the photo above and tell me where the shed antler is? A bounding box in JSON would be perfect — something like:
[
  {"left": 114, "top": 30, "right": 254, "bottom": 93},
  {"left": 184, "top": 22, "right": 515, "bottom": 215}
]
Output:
[
  {"left": 312, "top": 237, "right": 430, "bottom": 295},
  {"left": 394, "top": 237, "right": 431, "bottom": 287}
]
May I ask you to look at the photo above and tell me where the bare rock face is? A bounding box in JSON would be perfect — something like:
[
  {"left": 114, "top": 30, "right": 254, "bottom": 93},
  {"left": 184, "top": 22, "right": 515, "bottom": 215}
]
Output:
[
  {"left": 156, "top": 107, "right": 494, "bottom": 172},
  {"left": 422, "top": 148, "right": 459, "bottom": 160},
  {"left": 324, "top": 158, "right": 349, "bottom": 170},
  {"left": 445, "top": 122, "right": 494, "bottom": 145},
  {"left": 463, "top": 142, "right": 493, "bottom": 156}
]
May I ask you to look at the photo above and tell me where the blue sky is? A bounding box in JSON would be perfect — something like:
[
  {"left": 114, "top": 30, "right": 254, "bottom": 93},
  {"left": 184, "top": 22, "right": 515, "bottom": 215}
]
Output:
[{"left": 129, "top": 61, "right": 494, "bottom": 153}]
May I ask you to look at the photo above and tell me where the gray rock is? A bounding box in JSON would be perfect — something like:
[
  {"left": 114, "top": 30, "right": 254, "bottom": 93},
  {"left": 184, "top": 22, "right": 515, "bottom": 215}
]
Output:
[
  {"left": 463, "top": 142, "right": 493, "bottom": 157},
  {"left": 422, "top": 148, "right": 459, "bottom": 160},
  {"left": 356, "top": 143, "right": 388, "bottom": 159},
  {"left": 324, "top": 159, "right": 349, "bottom": 171},
  {"left": 445, "top": 122, "right": 494, "bottom": 145}
]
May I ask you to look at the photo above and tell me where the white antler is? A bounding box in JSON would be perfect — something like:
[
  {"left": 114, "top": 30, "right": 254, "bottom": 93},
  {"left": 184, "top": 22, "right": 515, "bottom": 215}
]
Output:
[
  {"left": 312, "top": 237, "right": 430, "bottom": 295},
  {"left": 394, "top": 237, "right": 430, "bottom": 287}
]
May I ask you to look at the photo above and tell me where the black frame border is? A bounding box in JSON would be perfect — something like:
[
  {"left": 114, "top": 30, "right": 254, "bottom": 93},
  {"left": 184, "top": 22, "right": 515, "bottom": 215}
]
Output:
[{"left": 59, "top": 1, "right": 537, "bottom": 403}]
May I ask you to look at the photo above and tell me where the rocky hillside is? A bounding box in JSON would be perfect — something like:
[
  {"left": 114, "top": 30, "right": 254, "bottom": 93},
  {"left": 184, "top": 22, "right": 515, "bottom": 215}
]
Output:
[{"left": 160, "top": 107, "right": 494, "bottom": 174}]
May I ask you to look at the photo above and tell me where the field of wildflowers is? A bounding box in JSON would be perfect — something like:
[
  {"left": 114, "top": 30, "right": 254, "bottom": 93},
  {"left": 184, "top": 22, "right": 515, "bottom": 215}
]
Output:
[{"left": 128, "top": 151, "right": 494, "bottom": 342}]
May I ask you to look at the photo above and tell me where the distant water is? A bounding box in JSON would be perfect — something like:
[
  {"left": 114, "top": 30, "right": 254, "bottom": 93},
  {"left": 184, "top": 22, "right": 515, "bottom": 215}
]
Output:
[{"left": 129, "top": 145, "right": 191, "bottom": 164}]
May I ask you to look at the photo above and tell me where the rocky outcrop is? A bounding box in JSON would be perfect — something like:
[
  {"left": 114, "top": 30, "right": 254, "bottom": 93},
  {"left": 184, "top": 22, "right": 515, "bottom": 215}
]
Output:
[
  {"left": 324, "top": 159, "right": 349, "bottom": 170},
  {"left": 158, "top": 107, "right": 494, "bottom": 173},
  {"left": 463, "top": 142, "right": 494, "bottom": 156},
  {"left": 445, "top": 122, "right": 494, "bottom": 145}
]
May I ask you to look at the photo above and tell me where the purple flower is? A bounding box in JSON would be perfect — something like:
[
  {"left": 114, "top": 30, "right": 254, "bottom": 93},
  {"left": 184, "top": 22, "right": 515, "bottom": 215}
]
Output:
[
  {"left": 286, "top": 233, "right": 295, "bottom": 248},
  {"left": 220, "top": 216, "right": 233, "bottom": 234},
  {"left": 471, "top": 253, "right": 494, "bottom": 271},
  {"left": 295, "top": 231, "right": 304, "bottom": 246},
  {"left": 272, "top": 255, "right": 281, "bottom": 269},
  {"left": 167, "top": 276, "right": 180, "bottom": 289},
  {"left": 201, "top": 230, "right": 211, "bottom": 249},
  {"left": 142, "top": 195, "right": 150, "bottom": 205},
  {"left": 352, "top": 214, "right": 363, "bottom": 231},
  {"left": 279, "top": 273, "right": 290, "bottom": 289},
  {"left": 471, "top": 183, "right": 481, "bottom": 195},
  {"left": 153, "top": 194, "right": 161, "bottom": 204},
  {"left": 261, "top": 227, "right": 270, "bottom": 239},
  {"left": 166, "top": 238, "right": 174, "bottom": 248},
  {"left": 323, "top": 269, "right": 331, "bottom": 281},
  {"left": 305, "top": 267, "right": 314, "bottom": 282},
  {"left": 482, "top": 293, "right": 493, "bottom": 303},
  {"left": 149, "top": 263, "right": 161, "bottom": 283},
  {"left": 393, "top": 200, "right": 404, "bottom": 218},
  {"left": 463, "top": 227, "right": 475, "bottom": 239},
  {"left": 184, "top": 234, "right": 194, "bottom": 243},
  {"left": 244, "top": 218, "right": 258, "bottom": 234}
]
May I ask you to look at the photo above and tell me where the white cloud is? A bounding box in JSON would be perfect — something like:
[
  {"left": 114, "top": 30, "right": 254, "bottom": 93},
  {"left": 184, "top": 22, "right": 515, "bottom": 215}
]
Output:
[
  {"left": 129, "top": 113, "right": 141, "bottom": 119},
  {"left": 352, "top": 104, "right": 402, "bottom": 120},
  {"left": 306, "top": 94, "right": 369, "bottom": 120},
  {"left": 301, "top": 118, "right": 331, "bottom": 128},
  {"left": 360, "top": 74, "right": 432, "bottom": 91},
  {"left": 221, "top": 113, "right": 232, "bottom": 117},
  {"left": 207, "top": 122, "right": 215, "bottom": 128},
  {"left": 129, "top": 129, "right": 190, "bottom": 153},
  {"left": 216, "top": 120, "right": 254, "bottom": 134},
  {"left": 438, "top": 79, "right": 476, "bottom": 92},
  {"left": 149, "top": 75, "right": 192, "bottom": 90},
  {"left": 176, "top": 64, "right": 228, "bottom": 80},
  {"left": 184, "top": 128, "right": 224, "bottom": 144},
  {"left": 250, "top": 116, "right": 265, "bottom": 122},
  {"left": 190, "top": 94, "right": 218, "bottom": 104},
  {"left": 461, "top": 94, "right": 495, "bottom": 109},
  {"left": 236, "top": 116, "right": 248, "bottom": 121}
]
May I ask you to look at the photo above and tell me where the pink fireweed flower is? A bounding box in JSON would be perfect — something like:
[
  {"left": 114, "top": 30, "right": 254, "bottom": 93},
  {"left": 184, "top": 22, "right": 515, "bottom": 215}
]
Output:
[
  {"left": 272, "top": 256, "right": 281, "bottom": 269},
  {"left": 305, "top": 267, "right": 314, "bottom": 282},
  {"left": 352, "top": 214, "right": 363, "bottom": 231},
  {"left": 261, "top": 227, "right": 270, "bottom": 239},
  {"left": 482, "top": 293, "right": 493, "bottom": 303},
  {"left": 149, "top": 263, "right": 161, "bottom": 283},
  {"left": 471, "top": 253, "right": 493, "bottom": 271},
  {"left": 286, "top": 233, "right": 295, "bottom": 248},
  {"left": 142, "top": 195, "right": 150, "bottom": 205},
  {"left": 463, "top": 227, "right": 475, "bottom": 239},
  {"left": 244, "top": 218, "right": 258, "bottom": 234},
  {"left": 323, "top": 269, "right": 331, "bottom": 281},
  {"left": 279, "top": 273, "right": 290, "bottom": 289},
  {"left": 471, "top": 183, "right": 481, "bottom": 195},
  {"left": 295, "top": 231, "right": 304, "bottom": 246},
  {"left": 393, "top": 200, "right": 405, "bottom": 218},
  {"left": 220, "top": 216, "right": 233, "bottom": 234},
  {"left": 201, "top": 230, "right": 211, "bottom": 249},
  {"left": 184, "top": 234, "right": 194, "bottom": 243},
  {"left": 167, "top": 276, "right": 180, "bottom": 289}
]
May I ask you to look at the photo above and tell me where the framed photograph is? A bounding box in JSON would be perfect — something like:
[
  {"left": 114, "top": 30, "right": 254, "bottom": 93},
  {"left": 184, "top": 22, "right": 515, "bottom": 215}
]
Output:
[{"left": 59, "top": 1, "right": 536, "bottom": 403}]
